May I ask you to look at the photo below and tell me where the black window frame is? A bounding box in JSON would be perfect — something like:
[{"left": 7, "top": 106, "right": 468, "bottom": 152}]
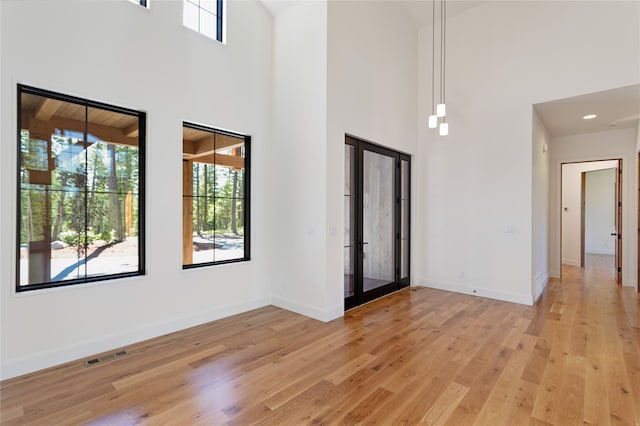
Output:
[
  {"left": 183, "top": 0, "right": 225, "bottom": 43},
  {"left": 16, "top": 84, "right": 146, "bottom": 292},
  {"left": 182, "top": 121, "right": 251, "bottom": 269},
  {"left": 129, "top": 0, "right": 148, "bottom": 8},
  {"left": 216, "top": 0, "right": 223, "bottom": 43}
]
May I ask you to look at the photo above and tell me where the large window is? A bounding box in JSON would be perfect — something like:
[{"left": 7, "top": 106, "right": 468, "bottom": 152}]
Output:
[
  {"left": 17, "top": 85, "right": 145, "bottom": 291},
  {"left": 183, "top": 0, "right": 224, "bottom": 43},
  {"left": 182, "top": 122, "right": 250, "bottom": 268}
]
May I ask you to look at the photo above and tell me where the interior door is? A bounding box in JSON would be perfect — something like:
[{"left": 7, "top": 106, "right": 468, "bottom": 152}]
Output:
[
  {"left": 361, "top": 148, "right": 396, "bottom": 296},
  {"left": 580, "top": 172, "right": 586, "bottom": 268},
  {"left": 615, "top": 160, "right": 622, "bottom": 284},
  {"left": 345, "top": 136, "right": 410, "bottom": 310}
]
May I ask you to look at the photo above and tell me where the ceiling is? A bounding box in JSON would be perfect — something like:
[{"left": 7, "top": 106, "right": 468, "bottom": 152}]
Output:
[
  {"left": 260, "top": 0, "right": 297, "bottom": 16},
  {"left": 260, "top": 0, "right": 485, "bottom": 26},
  {"left": 404, "top": 0, "right": 484, "bottom": 28},
  {"left": 534, "top": 85, "right": 640, "bottom": 138}
]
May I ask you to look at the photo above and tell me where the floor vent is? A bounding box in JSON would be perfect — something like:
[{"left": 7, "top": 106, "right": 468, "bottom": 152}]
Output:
[{"left": 84, "top": 350, "right": 128, "bottom": 367}]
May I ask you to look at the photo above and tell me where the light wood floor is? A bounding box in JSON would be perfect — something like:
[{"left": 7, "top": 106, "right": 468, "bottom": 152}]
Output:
[{"left": 1, "top": 254, "right": 638, "bottom": 425}]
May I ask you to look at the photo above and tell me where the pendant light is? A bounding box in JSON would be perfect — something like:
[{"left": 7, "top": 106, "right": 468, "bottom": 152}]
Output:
[
  {"left": 439, "top": 120, "right": 448, "bottom": 136},
  {"left": 429, "top": 0, "right": 448, "bottom": 136}
]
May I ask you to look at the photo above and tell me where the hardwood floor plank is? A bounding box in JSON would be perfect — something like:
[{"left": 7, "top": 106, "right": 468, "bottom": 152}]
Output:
[
  {"left": 325, "top": 352, "right": 376, "bottom": 385},
  {"left": 473, "top": 334, "right": 537, "bottom": 425},
  {"left": 340, "top": 387, "right": 394, "bottom": 424},
  {"left": 112, "top": 344, "right": 226, "bottom": 390},
  {"left": 584, "top": 343, "right": 611, "bottom": 426},
  {"left": 554, "top": 354, "right": 586, "bottom": 425},
  {"left": 501, "top": 379, "right": 539, "bottom": 425},
  {"left": 421, "top": 381, "right": 469, "bottom": 425}
]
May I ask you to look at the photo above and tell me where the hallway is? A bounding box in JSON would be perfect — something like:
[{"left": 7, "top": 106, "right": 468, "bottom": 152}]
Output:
[{"left": 534, "top": 253, "right": 638, "bottom": 424}]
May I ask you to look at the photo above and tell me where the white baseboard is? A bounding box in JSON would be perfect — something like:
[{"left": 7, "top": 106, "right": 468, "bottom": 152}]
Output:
[
  {"left": 562, "top": 258, "right": 580, "bottom": 267},
  {"left": 533, "top": 272, "right": 549, "bottom": 303},
  {"left": 271, "top": 295, "right": 343, "bottom": 323},
  {"left": 418, "top": 279, "right": 533, "bottom": 305},
  {"left": 585, "top": 248, "right": 615, "bottom": 255},
  {"left": 0, "top": 296, "right": 270, "bottom": 381}
]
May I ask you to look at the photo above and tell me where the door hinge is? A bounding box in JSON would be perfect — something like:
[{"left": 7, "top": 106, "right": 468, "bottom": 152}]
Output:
[
  {"left": 618, "top": 201, "right": 622, "bottom": 207},
  {"left": 618, "top": 267, "right": 622, "bottom": 273}
]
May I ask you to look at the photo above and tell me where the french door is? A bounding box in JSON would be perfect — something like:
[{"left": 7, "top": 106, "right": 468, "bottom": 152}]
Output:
[{"left": 345, "top": 135, "right": 410, "bottom": 310}]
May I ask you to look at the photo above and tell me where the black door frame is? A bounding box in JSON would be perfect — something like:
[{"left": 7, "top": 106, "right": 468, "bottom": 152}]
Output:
[{"left": 345, "top": 135, "right": 410, "bottom": 310}]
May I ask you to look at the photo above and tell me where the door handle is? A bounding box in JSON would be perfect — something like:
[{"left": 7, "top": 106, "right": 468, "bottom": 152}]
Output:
[{"left": 611, "top": 233, "right": 618, "bottom": 236}]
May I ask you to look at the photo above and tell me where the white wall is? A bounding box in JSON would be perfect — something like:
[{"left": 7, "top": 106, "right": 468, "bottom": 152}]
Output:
[
  {"left": 532, "top": 109, "right": 550, "bottom": 301},
  {"left": 585, "top": 169, "right": 617, "bottom": 255},
  {"left": 550, "top": 128, "right": 637, "bottom": 288},
  {"left": 269, "top": 0, "right": 332, "bottom": 320},
  {"left": 0, "top": 0, "right": 274, "bottom": 379},
  {"left": 262, "top": 0, "right": 419, "bottom": 321},
  {"left": 561, "top": 161, "right": 617, "bottom": 266},
  {"left": 416, "top": 1, "right": 640, "bottom": 304},
  {"left": 327, "top": 0, "right": 418, "bottom": 311}
]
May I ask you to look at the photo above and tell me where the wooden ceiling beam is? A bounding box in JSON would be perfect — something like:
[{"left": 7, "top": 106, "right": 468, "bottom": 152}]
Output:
[
  {"left": 22, "top": 111, "right": 138, "bottom": 147},
  {"left": 34, "top": 98, "right": 63, "bottom": 121},
  {"left": 123, "top": 123, "right": 139, "bottom": 137},
  {"left": 215, "top": 134, "right": 244, "bottom": 152},
  {"left": 183, "top": 135, "right": 214, "bottom": 158},
  {"left": 182, "top": 152, "right": 244, "bottom": 169},
  {"left": 183, "top": 133, "right": 244, "bottom": 158}
]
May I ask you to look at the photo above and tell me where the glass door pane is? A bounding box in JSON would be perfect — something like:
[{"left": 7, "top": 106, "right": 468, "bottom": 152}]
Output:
[
  {"left": 362, "top": 149, "right": 395, "bottom": 292},
  {"left": 400, "top": 159, "right": 410, "bottom": 279},
  {"left": 344, "top": 145, "right": 356, "bottom": 298}
]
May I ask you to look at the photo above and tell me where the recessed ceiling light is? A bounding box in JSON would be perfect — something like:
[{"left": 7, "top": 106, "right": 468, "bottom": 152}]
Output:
[{"left": 583, "top": 114, "right": 597, "bottom": 120}]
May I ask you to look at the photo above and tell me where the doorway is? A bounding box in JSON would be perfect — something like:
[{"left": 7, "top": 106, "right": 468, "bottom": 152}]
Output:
[
  {"left": 561, "top": 159, "right": 621, "bottom": 283},
  {"left": 344, "top": 135, "right": 410, "bottom": 310}
]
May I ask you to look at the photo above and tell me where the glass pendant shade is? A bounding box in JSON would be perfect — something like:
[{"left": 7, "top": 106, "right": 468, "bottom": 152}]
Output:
[
  {"left": 436, "top": 103, "right": 446, "bottom": 117},
  {"left": 439, "top": 122, "right": 448, "bottom": 136},
  {"left": 428, "top": 115, "right": 437, "bottom": 128}
]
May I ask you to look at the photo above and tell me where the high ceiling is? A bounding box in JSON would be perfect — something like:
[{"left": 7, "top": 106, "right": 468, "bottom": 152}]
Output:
[
  {"left": 259, "top": 0, "right": 485, "bottom": 25},
  {"left": 259, "top": 1, "right": 640, "bottom": 138},
  {"left": 403, "top": 0, "right": 484, "bottom": 28},
  {"left": 260, "top": 0, "right": 297, "bottom": 17}
]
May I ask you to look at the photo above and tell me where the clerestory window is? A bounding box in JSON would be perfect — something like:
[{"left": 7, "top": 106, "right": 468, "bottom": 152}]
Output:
[{"left": 183, "top": 0, "right": 224, "bottom": 43}]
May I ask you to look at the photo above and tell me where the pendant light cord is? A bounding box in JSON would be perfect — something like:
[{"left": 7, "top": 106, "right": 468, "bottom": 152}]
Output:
[
  {"left": 431, "top": 0, "right": 435, "bottom": 114},
  {"left": 440, "top": 0, "right": 444, "bottom": 107},
  {"left": 443, "top": 0, "right": 446, "bottom": 106}
]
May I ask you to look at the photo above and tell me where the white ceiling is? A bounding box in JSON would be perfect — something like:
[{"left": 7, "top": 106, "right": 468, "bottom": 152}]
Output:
[
  {"left": 404, "top": 0, "right": 485, "bottom": 28},
  {"left": 534, "top": 85, "right": 640, "bottom": 138},
  {"left": 260, "top": 0, "right": 485, "bottom": 25},
  {"left": 260, "top": 0, "right": 297, "bottom": 17}
]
